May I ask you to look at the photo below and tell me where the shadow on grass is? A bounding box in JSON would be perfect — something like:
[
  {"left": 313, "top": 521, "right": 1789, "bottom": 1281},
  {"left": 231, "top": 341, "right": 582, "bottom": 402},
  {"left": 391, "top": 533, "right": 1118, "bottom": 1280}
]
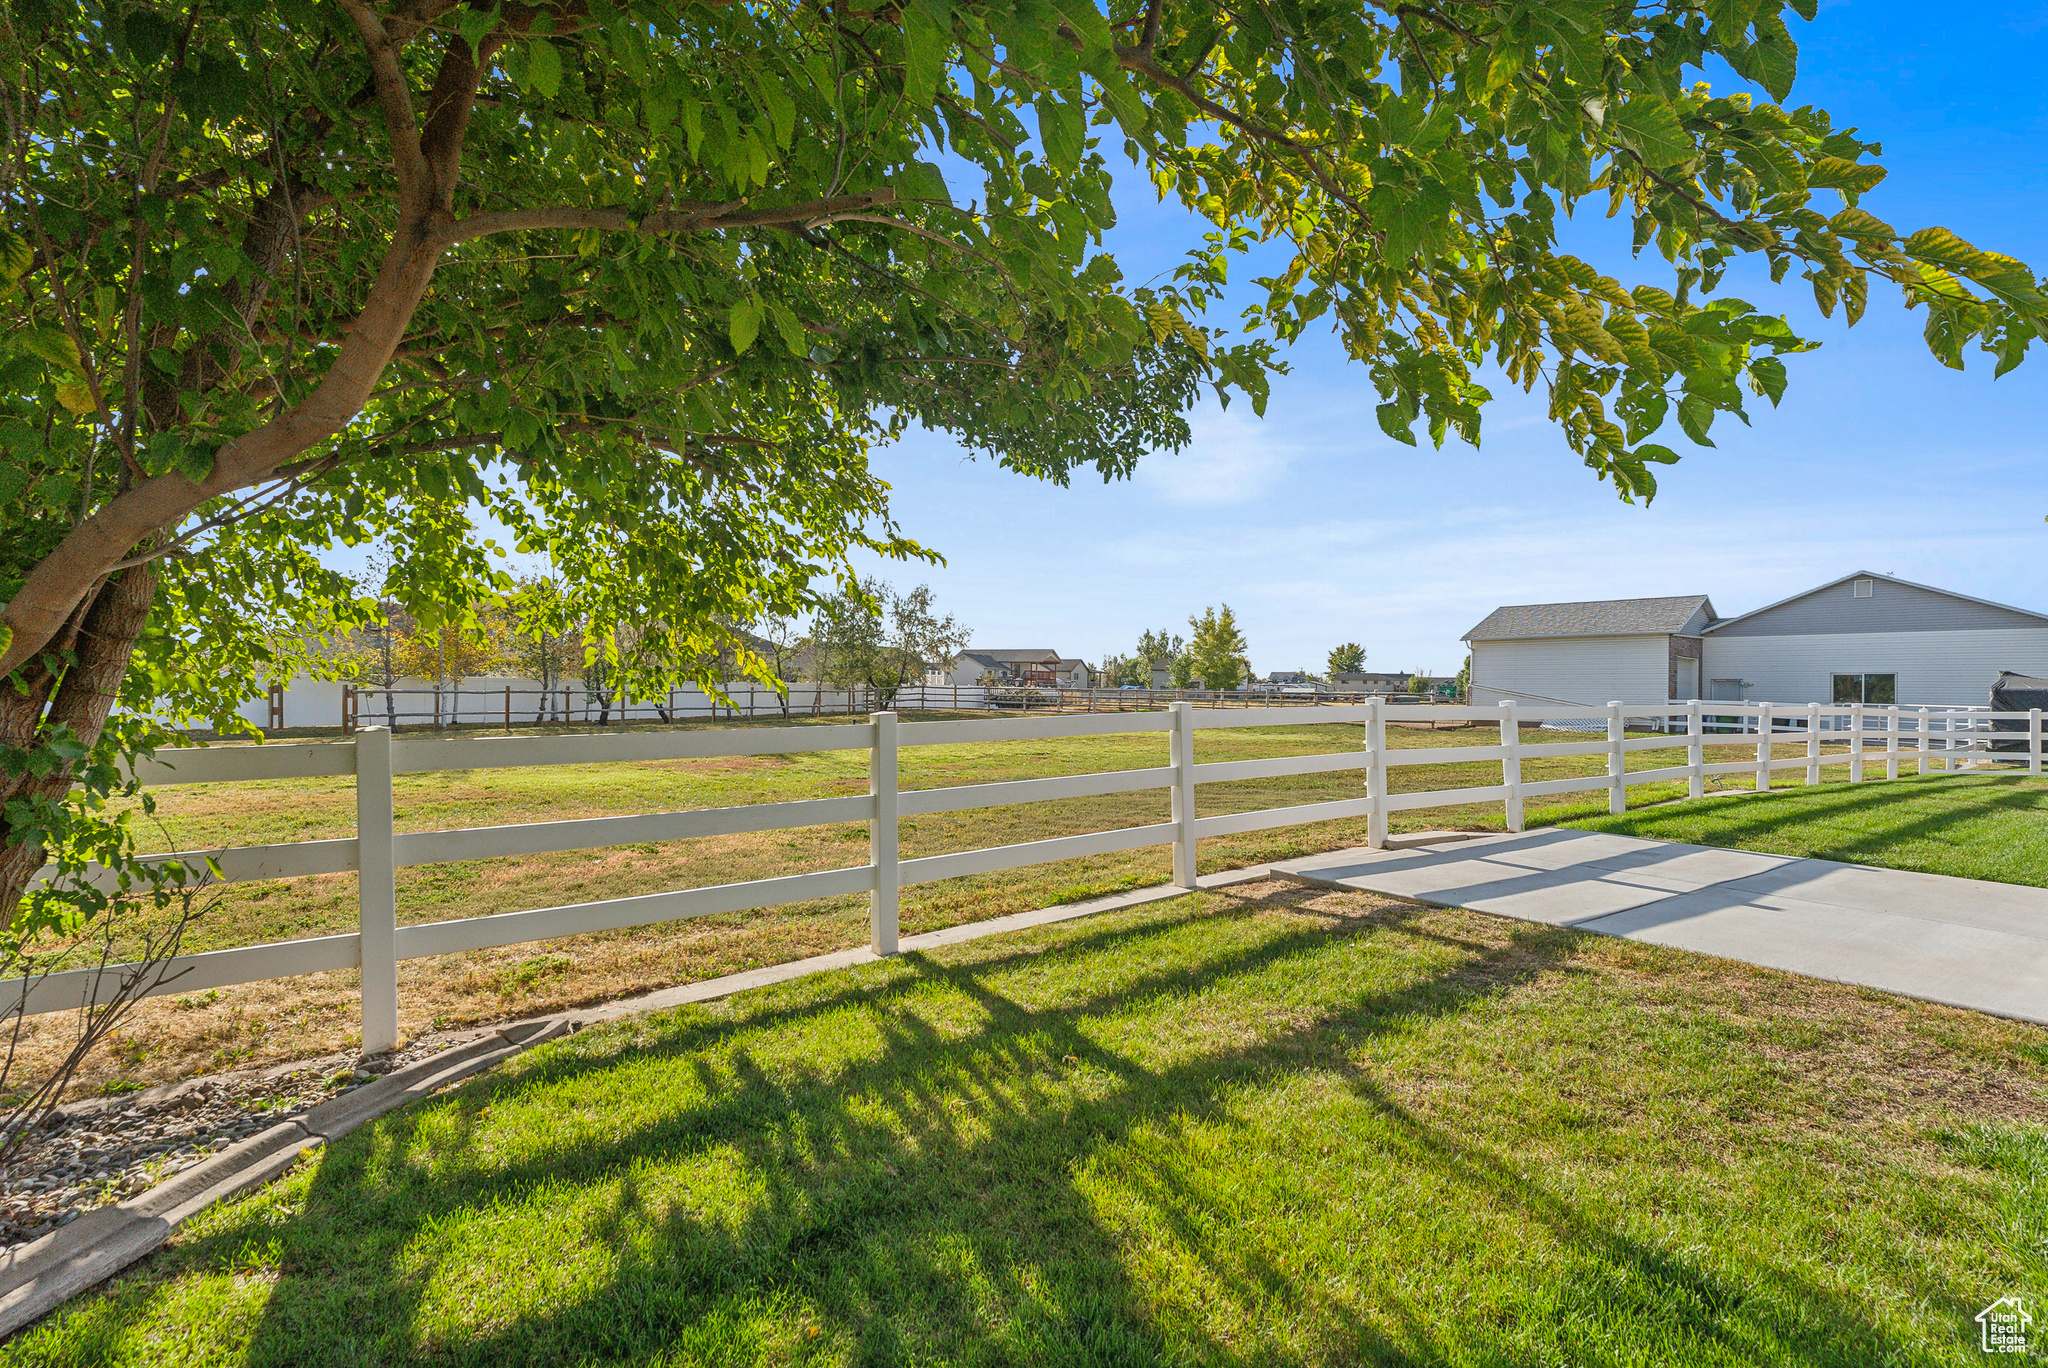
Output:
[
  {"left": 1573, "top": 773, "right": 2048, "bottom": 880},
  {"left": 56, "top": 898, "right": 1953, "bottom": 1366}
]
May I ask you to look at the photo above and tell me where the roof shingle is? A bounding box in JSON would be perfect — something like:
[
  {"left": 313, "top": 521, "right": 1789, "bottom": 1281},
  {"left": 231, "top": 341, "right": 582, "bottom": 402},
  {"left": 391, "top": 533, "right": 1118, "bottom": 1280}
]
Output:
[{"left": 1463, "top": 595, "right": 1713, "bottom": 641}]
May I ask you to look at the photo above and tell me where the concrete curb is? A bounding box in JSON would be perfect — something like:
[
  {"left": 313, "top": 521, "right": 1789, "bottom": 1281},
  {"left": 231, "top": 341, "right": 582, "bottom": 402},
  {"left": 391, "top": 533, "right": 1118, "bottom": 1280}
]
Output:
[{"left": 0, "top": 861, "right": 1297, "bottom": 1338}]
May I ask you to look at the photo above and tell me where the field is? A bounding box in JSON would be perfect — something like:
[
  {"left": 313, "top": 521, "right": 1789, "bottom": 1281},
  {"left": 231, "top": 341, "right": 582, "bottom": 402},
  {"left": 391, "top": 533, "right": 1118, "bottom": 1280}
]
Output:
[
  {"left": 9, "top": 878, "right": 2044, "bottom": 1366},
  {"left": 38, "top": 715, "right": 1837, "bottom": 1094},
  {"left": 1569, "top": 770, "right": 2048, "bottom": 886}
]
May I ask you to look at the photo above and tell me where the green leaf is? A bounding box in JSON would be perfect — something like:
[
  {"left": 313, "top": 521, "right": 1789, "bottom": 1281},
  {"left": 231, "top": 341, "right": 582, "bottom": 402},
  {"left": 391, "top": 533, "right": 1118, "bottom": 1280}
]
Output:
[
  {"left": 53, "top": 377, "right": 97, "bottom": 416},
  {"left": 768, "top": 301, "right": 807, "bottom": 357},
  {"left": 1037, "top": 96, "right": 1085, "bottom": 174},
  {"left": 902, "top": 6, "right": 945, "bottom": 111},
  {"left": 1828, "top": 206, "right": 1894, "bottom": 242},
  {"left": 457, "top": 7, "right": 499, "bottom": 57},
  {"left": 0, "top": 228, "right": 28, "bottom": 281},
  {"left": 1748, "top": 354, "right": 1787, "bottom": 405},
  {"left": 1375, "top": 401, "right": 1418, "bottom": 446},
  {"left": 1633, "top": 442, "right": 1681, "bottom": 465},
  {"left": 1676, "top": 393, "right": 1716, "bottom": 446},
  {"left": 729, "top": 295, "right": 762, "bottom": 355},
  {"left": 1806, "top": 156, "right": 1884, "bottom": 197},
  {"left": 1609, "top": 98, "right": 1691, "bottom": 168},
  {"left": 527, "top": 39, "right": 562, "bottom": 99}
]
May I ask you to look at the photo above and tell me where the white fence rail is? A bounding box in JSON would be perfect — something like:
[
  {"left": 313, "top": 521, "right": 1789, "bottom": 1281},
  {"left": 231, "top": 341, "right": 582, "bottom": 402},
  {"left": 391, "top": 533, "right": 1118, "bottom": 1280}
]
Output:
[{"left": 20, "top": 698, "right": 2044, "bottom": 1052}]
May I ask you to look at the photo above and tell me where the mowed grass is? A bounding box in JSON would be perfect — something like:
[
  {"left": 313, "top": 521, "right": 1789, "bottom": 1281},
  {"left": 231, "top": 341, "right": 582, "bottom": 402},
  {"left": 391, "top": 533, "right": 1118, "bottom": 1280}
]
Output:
[
  {"left": 1569, "top": 770, "right": 2048, "bottom": 887},
  {"left": 12, "top": 880, "right": 2045, "bottom": 1367},
  {"left": 39, "top": 715, "right": 1825, "bottom": 1093}
]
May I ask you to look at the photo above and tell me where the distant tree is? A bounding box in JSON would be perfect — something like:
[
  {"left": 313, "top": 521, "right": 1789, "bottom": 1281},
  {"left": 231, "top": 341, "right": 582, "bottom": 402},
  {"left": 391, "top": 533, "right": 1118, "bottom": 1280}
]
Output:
[
  {"left": 1169, "top": 654, "right": 1197, "bottom": 690},
  {"left": 1407, "top": 672, "right": 1432, "bottom": 695},
  {"left": 885, "top": 585, "right": 972, "bottom": 694},
  {"left": 750, "top": 614, "right": 811, "bottom": 683},
  {"left": 503, "top": 578, "right": 583, "bottom": 723},
  {"left": 1327, "top": 643, "right": 1367, "bottom": 677},
  {"left": 811, "top": 583, "right": 888, "bottom": 699},
  {"left": 1122, "top": 628, "right": 1185, "bottom": 687},
  {"left": 809, "top": 579, "right": 967, "bottom": 705},
  {"left": 1187, "top": 607, "right": 1249, "bottom": 693},
  {"left": 1456, "top": 656, "right": 1473, "bottom": 700}
]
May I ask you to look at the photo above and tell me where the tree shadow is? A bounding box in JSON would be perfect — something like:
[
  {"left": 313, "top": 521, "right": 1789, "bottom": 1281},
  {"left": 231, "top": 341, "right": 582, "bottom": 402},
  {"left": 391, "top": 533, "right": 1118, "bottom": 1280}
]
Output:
[
  {"left": 1586, "top": 774, "right": 2048, "bottom": 876},
  {"left": 58, "top": 897, "right": 1968, "bottom": 1366}
]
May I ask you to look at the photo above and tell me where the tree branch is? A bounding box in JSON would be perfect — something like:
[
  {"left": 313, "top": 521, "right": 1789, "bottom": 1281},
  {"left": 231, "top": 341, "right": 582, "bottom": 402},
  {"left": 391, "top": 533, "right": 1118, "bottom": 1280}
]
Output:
[
  {"left": 438, "top": 189, "right": 900, "bottom": 246},
  {"left": 335, "top": 0, "right": 428, "bottom": 202}
]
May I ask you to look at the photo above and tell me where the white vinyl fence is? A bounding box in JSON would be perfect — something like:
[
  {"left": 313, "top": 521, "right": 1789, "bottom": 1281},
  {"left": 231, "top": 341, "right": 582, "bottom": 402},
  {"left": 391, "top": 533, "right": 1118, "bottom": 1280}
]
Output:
[{"left": 19, "top": 698, "right": 2045, "bottom": 1052}]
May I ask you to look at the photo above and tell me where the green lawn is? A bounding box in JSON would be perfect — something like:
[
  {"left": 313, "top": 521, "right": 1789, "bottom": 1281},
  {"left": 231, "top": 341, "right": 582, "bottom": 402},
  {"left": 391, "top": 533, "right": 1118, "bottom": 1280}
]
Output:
[
  {"left": 13, "top": 878, "right": 2044, "bottom": 1367},
  {"left": 1567, "top": 772, "right": 2048, "bottom": 887}
]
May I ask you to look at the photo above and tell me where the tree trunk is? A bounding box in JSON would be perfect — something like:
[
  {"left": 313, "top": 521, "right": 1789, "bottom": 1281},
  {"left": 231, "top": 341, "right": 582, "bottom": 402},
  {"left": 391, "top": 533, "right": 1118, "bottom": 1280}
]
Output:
[{"left": 0, "top": 566, "right": 159, "bottom": 920}]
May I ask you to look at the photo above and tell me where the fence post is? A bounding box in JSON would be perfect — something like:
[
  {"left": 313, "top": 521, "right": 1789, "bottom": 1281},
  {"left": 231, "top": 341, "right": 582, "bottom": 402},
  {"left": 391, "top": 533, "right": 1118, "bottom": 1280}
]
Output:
[
  {"left": 1806, "top": 702, "right": 1821, "bottom": 786},
  {"left": 1606, "top": 701, "right": 1625, "bottom": 815},
  {"left": 1884, "top": 706, "right": 1899, "bottom": 780},
  {"left": 1917, "top": 707, "right": 1932, "bottom": 776},
  {"left": 1366, "top": 697, "right": 1389, "bottom": 848},
  {"left": 869, "top": 711, "right": 899, "bottom": 955},
  {"left": 1753, "top": 704, "right": 1773, "bottom": 792},
  {"left": 1847, "top": 702, "right": 1864, "bottom": 782},
  {"left": 1170, "top": 701, "right": 1198, "bottom": 887},
  {"left": 2033, "top": 708, "right": 2043, "bottom": 777},
  {"left": 354, "top": 726, "right": 399, "bottom": 1056},
  {"left": 1687, "top": 699, "right": 1704, "bottom": 799},
  {"left": 1499, "top": 700, "right": 1523, "bottom": 832}
]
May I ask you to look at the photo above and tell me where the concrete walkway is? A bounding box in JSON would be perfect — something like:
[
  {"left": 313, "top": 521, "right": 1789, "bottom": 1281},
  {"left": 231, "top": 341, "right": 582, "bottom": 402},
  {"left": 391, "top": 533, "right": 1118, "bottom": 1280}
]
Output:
[{"left": 1273, "top": 830, "right": 2048, "bottom": 1027}]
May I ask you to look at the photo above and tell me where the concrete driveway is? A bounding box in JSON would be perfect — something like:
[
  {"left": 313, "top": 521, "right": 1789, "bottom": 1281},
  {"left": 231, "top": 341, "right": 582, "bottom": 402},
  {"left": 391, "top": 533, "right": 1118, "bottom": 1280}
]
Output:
[{"left": 1273, "top": 829, "right": 2048, "bottom": 1026}]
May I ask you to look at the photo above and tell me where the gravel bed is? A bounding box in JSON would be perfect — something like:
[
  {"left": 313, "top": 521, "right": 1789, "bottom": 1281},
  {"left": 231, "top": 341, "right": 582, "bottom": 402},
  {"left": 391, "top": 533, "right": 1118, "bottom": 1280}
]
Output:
[{"left": 0, "top": 1032, "right": 483, "bottom": 1250}]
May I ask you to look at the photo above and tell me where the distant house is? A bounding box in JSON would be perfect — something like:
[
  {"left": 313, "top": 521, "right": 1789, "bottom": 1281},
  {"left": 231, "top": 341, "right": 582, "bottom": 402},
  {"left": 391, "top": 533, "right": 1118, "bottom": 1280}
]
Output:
[
  {"left": 1463, "top": 571, "right": 2048, "bottom": 706},
  {"left": 1331, "top": 671, "right": 1421, "bottom": 694},
  {"left": 931, "top": 649, "right": 1088, "bottom": 688}
]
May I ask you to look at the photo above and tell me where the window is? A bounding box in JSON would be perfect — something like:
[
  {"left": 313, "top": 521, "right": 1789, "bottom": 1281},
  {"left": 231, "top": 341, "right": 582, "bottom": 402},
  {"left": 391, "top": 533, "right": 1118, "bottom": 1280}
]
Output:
[
  {"left": 1853, "top": 578, "right": 1874, "bottom": 597},
  {"left": 1832, "top": 673, "right": 1896, "bottom": 704}
]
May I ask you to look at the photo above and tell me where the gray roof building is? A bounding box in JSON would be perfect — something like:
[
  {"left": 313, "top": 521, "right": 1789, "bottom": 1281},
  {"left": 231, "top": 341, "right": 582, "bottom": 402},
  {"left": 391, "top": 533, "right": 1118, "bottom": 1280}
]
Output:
[{"left": 1463, "top": 595, "right": 1716, "bottom": 642}]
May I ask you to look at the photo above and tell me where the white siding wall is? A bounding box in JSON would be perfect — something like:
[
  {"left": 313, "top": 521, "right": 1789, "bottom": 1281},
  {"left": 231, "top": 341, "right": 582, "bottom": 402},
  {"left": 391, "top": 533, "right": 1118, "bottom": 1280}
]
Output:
[
  {"left": 1701, "top": 628, "right": 2048, "bottom": 707},
  {"left": 1468, "top": 634, "right": 1670, "bottom": 707}
]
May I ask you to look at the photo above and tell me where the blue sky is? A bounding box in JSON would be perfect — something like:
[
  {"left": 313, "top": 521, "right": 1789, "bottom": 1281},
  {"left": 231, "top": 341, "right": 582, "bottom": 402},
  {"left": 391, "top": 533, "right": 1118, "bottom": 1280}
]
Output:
[{"left": 850, "top": 2, "right": 2048, "bottom": 678}]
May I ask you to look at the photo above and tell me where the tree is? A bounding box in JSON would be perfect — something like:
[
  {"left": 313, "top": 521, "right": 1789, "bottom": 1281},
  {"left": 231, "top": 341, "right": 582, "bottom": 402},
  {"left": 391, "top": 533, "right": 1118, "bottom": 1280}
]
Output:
[
  {"left": 1186, "top": 605, "right": 1249, "bottom": 692},
  {"left": 501, "top": 577, "right": 582, "bottom": 722},
  {"left": 810, "top": 582, "right": 888, "bottom": 701},
  {"left": 811, "top": 579, "right": 967, "bottom": 703},
  {"left": 1133, "top": 628, "right": 1186, "bottom": 687},
  {"left": 1406, "top": 672, "right": 1432, "bottom": 695},
  {"left": 5, "top": 0, "right": 2048, "bottom": 922},
  {"left": 1456, "top": 656, "right": 1473, "bottom": 700},
  {"left": 1327, "top": 643, "right": 1366, "bottom": 677},
  {"left": 884, "top": 584, "right": 971, "bottom": 693}
]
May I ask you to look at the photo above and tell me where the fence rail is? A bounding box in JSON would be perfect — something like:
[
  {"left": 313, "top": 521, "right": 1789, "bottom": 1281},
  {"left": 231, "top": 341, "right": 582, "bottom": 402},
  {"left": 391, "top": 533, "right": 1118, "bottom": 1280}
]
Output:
[{"left": 22, "top": 698, "right": 2045, "bottom": 1052}]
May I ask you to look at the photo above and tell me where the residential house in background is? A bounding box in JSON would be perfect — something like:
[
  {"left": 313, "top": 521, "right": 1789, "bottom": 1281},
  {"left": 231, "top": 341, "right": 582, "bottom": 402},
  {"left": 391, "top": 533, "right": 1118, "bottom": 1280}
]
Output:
[
  {"left": 1463, "top": 572, "right": 2048, "bottom": 707},
  {"left": 1332, "top": 671, "right": 1428, "bottom": 693},
  {"left": 931, "top": 650, "right": 1090, "bottom": 689}
]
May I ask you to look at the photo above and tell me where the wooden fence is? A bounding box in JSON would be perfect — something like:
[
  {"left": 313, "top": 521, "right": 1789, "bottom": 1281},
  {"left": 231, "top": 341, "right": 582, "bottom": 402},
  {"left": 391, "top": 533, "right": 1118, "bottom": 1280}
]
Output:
[{"left": 18, "top": 698, "right": 2042, "bottom": 1052}]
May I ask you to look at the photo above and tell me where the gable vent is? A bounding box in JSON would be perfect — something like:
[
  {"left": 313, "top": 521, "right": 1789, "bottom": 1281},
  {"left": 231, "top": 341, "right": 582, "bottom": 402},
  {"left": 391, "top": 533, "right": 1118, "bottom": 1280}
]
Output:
[{"left": 1853, "top": 578, "right": 1874, "bottom": 598}]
